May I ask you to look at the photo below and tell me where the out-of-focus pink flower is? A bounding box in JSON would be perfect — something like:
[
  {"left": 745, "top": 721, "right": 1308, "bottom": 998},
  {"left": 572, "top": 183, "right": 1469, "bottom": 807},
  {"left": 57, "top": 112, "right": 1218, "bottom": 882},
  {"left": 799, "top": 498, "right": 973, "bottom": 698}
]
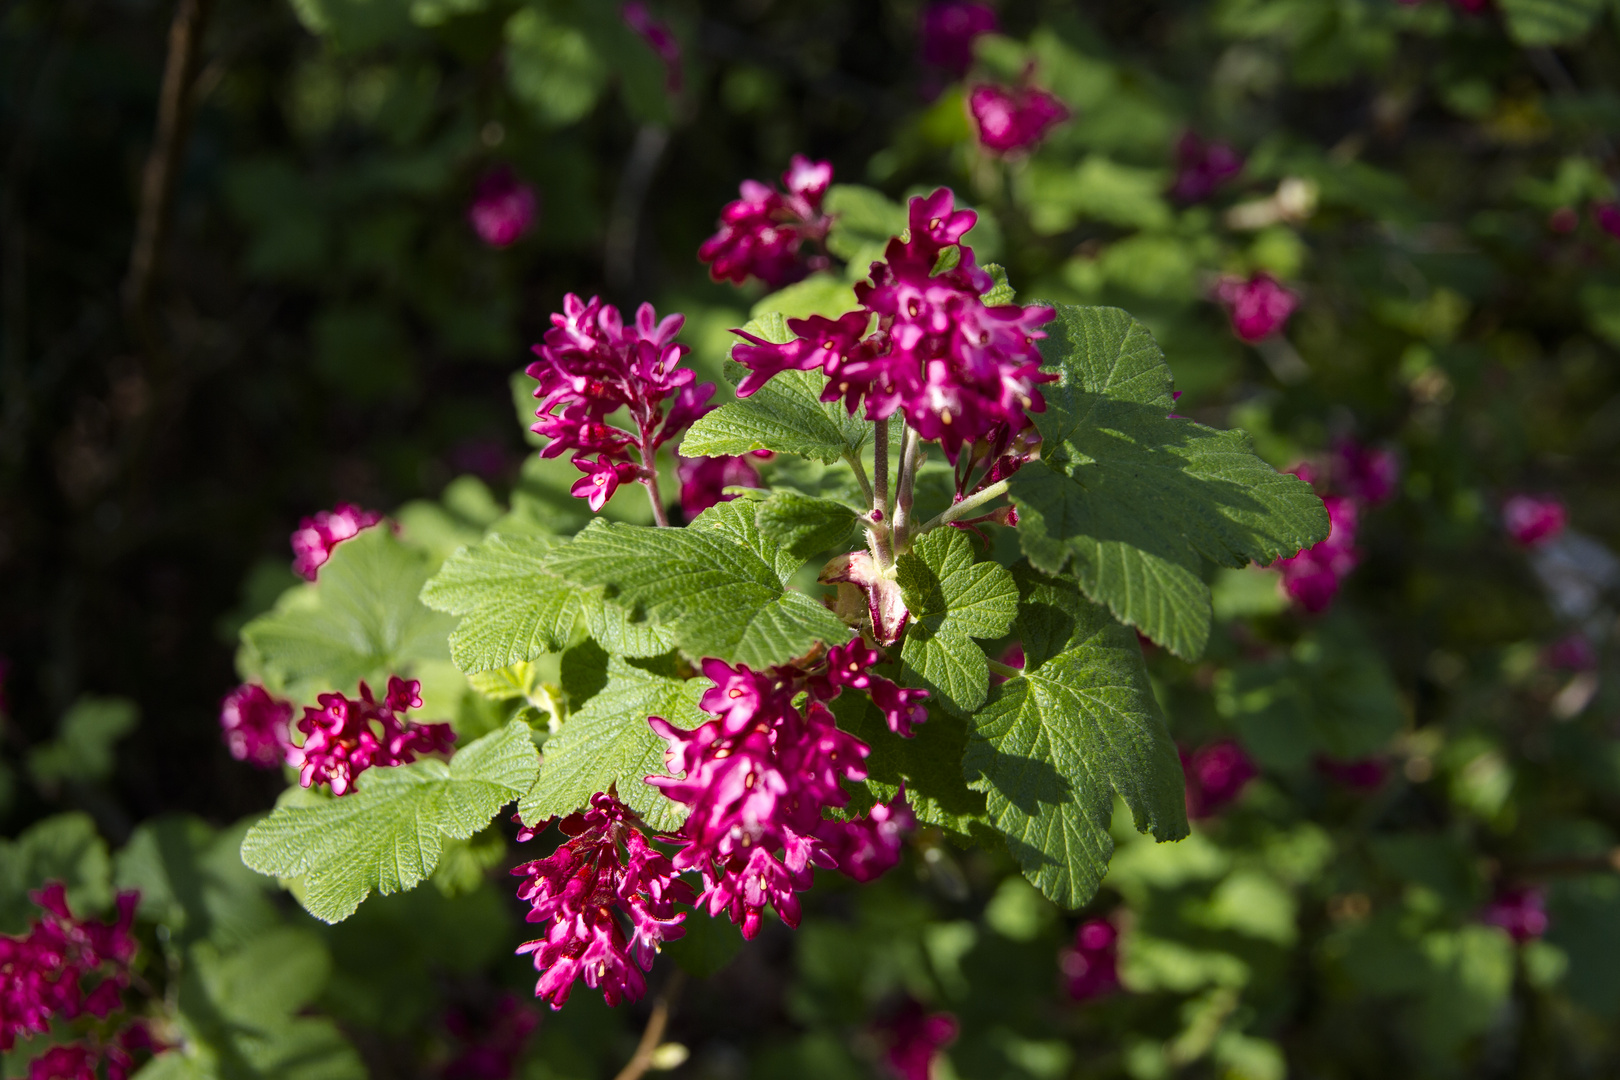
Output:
[
  {"left": 1171, "top": 132, "right": 1243, "bottom": 203},
  {"left": 992, "top": 643, "right": 1025, "bottom": 683},
  {"left": 1182, "top": 740, "right": 1257, "bottom": 819},
  {"left": 1543, "top": 632, "right": 1598, "bottom": 672},
  {"left": 1548, "top": 206, "right": 1579, "bottom": 235},
  {"left": 676, "top": 454, "right": 763, "bottom": 518},
  {"left": 1315, "top": 755, "right": 1388, "bottom": 790},
  {"left": 1481, "top": 885, "right": 1549, "bottom": 943},
  {"left": 1062, "top": 918, "right": 1121, "bottom": 1001},
  {"left": 1503, "top": 494, "right": 1567, "bottom": 548},
  {"left": 1331, "top": 439, "right": 1400, "bottom": 505},
  {"left": 292, "top": 676, "right": 455, "bottom": 796},
  {"left": 1214, "top": 272, "right": 1299, "bottom": 343},
  {"left": 816, "top": 790, "right": 916, "bottom": 883},
  {"left": 620, "top": 2, "right": 683, "bottom": 94},
  {"left": 441, "top": 994, "right": 539, "bottom": 1080},
  {"left": 874, "top": 999, "right": 958, "bottom": 1080},
  {"left": 699, "top": 155, "right": 834, "bottom": 288},
  {"left": 468, "top": 168, "right": 538, "bottom": 248},
  {"left": 1595, "top": 201, "right": 1620, "bottom": 240},
  {"left": 219, "top": 683, "right": 296, "bottom": 769},
  {"left": 1275, "top": 494, "right": 1360, "bottom": 612},
  {"left": 919, "top": 2, "right": 997, "bottom": 75},
  {"left": 513, "top": 794, "right": 692, "bottom": 1010},
  {"left": 968, "top": 83, "right": 1069, "bottom": 155},
  {"left": 290, "top": 503, "right": 383, "bottom": 581}
]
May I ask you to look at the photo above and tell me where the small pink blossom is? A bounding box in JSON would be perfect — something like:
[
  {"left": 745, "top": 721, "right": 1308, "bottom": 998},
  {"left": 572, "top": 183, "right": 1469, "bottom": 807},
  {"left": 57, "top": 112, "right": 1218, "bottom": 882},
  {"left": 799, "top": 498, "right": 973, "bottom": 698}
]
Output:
[
  {"left": 219, "top": 683, "right": 295, "bottom": 769},
  {"left": 968, "top": 83, "right": 1069, "bottom": 155},
  {"left": 919, "top": 2, "right": 997, "bottom": 75},
  {"left": 293, "top": 676, "right": 455, "bottom": 796},
  {"left": 1543, "top": 632, "right": 1598, "bottom": 672},
  {"left": 1315, "top": 755, "right": 1388, "bottom": 790},
  {"left": 620, "top": 2, "right": 682, "bottom": 94},
  {"left": 1503, "top": 494, "right": 1566, "bottom": 548},
  {"left": 1214, "top": 272, "right": 1299, "bottom": 343},
  {"left": 1481, "top": 885, "right": 1549, "bottom": 943},
  {"left": 816, "top": 791, "right": 916, "bottom": 883},
  {"left": 290, "top": 503, "right": 383, "bottom": 581},
  {"left": 1170, "top": 132, "right": 1243, "bottom": 203},
  {"left": 874, "top": 999, "right": 959, "bottom": 1080},
  {"left": 1275, "top": 494, "right": 1360, "bottom": 613},
  {"left": 1331, "top": 439, "right": 1400, "bottom": 505},
  {"left": 1181, "top": 740, "right": 1257, "bottom": 820},
  {"left": 1062, "top": 918, "right": 1121, "bottom": 1001},
  {"left": 676, "top": 453, "right": 763, "bottom": 518},
  {"left": 468, "top": 168, "right": 538, "bottom": 248},
  {"left": 1595, "top": 201, "right": 1620, "bottom": 240},
  {"left": 570, "top": 456, "right": 643, "bottom": 513},
  {"left": 699, "top": 155, "right": 834, "bottom": 288}
]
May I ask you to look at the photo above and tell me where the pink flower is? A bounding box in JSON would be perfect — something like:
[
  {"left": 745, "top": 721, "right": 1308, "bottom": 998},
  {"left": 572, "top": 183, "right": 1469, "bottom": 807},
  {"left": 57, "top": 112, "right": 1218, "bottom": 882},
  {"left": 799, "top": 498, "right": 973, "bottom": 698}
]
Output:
[
  {"left": 1062, "top": 918, "right": 1121, "bottom": 1001},
  {"left": 1275, "top": 494, "right": 1360, "bottom": 612},
  {"left": 468, "top": 168, "right": 538, "bottom": 248},
  {"left": 292, "top": 676, "right": 455, "bottom": 796},
  {"left": 699, "top": 155, "right": 834, "bottom": 288},
  {"left": 1170, "top": 132, "right": 1243, "bottom": 203},
  {"left": 219, "top": 683, "right": 295, "bottom": 769},
  {"left": 968, "top": 83, "right": 1069, "bottom": 155},
  {"left": 290, "top": 503, "right": 383, "bottom": 581},
  {"left": 1481, "top": 886, "right": 1549, "bottom": 943},
  {"left": 441, "top": 994, "right": 539, "bottom": 1080},
  {"left": 1214, "top": 273, "right": 1299, "bottom": 343},
  {"left": 513, "top": 794, "right": 693, "bottom": 1010},
  {"left": 1595, "top": 201, "right": 1620, "bottom": 239},
  {"left": 676, "top": 453, "right": 763, "bottom": 518},
  {"left": 620, "top": 2, "right": 682, "bottom": 94},
  {"left": 815, "top": 790, "right": 916, "bottom": 883},
  {"left": 1315, "top": 755, "right": 1388, "bottom": 790},
  {"left": 919, "top": 2, "right": 997, "bottom": 74},
  {"left": 1543, "top": 632, "right": 1598, "bottom": 672},
  {"left": 1181, "top": 740, "right": 1257, "bottom": 819},
  {"left": 1331, "top": 439, "right": 1400, "bottom": 505},
  {"left": 526, "top": 296, "right": 712, "bottom": 516},
  {"left": 1503, "top": 494, "right": 1566, "bottom": 548},
  {"left": 874, "top": 999, "right": 959, "bottom": 1080}
]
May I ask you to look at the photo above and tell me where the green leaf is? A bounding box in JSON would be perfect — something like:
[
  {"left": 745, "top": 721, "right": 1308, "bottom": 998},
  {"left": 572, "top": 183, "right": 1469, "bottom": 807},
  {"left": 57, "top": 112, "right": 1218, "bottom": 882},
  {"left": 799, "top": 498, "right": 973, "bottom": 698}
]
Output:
[
  {"left": 420, "top": 533, "right": 584, "bottom": 673},
  {"left": 964, "top": 565, "right": 1188, "bottom": 908},
  {"left": 1010, "top": 306, "right": 1327, "bottom": 660},
  {"left": 1499, "top": 0, "right": 1606, "bottom": 45},
  {"left": 539, "top": 510, "right": 851, "bottom": 669},
  {"left": 27, "top": 695, "right": 138, "bottom": 786},
  {"left": 982, "top": 263, "right": 1017, "bottom": 306},
  {"left": 503, "top": 7, "right": 607, "bottom": 127},
  {"left": 114, "top": 817, "right": 279, "bottom": 948},
  {"left": 823, "top": 184, "right": 906, "bottom": 264},
  {"left": 240, "top": 722, "right": 539, "bottom": 923},
  {"left": 681, "top": 316, "right": 870, "bottom": 464},
  {"left": 755, "top": 492, "right": 859, "bottom": 562},
  {"left": 749, "top": 273, "right": 859, "bottom": 322},
  {"left": 0, "top": 813, "right": 111, "bottom": 934},
  {"left": 519, "top": 652, "right": 711, "bottom": 833},
  {"left": 241, "top": 527, "right": 459, "bottom": 704},
  {"left": 833, "top": 693, "right": 988, "bottom": 841},
  {"left": 895, "top": 528, "right": 1019, "bottom": 715}
]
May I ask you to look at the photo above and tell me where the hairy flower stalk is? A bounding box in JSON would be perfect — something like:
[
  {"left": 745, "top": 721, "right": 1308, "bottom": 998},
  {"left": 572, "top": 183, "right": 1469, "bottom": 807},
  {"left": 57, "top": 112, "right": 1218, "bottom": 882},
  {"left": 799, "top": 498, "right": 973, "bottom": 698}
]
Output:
[
  {"left": 512, "top": 793, "right": 693, "bottom": 1009},
  {"left": 293, "top": 676, "right": 455, "bottom": 796},
  {"left": 526, "top": 295, "right": 713, "bottom": 525}
]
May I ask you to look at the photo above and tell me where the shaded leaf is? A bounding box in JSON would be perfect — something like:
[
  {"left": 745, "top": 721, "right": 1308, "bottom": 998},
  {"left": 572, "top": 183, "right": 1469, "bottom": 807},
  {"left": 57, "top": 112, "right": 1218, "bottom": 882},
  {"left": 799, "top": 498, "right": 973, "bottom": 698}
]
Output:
[{"left": 895, "top": 528, "right": 1019, "bottom": 715}]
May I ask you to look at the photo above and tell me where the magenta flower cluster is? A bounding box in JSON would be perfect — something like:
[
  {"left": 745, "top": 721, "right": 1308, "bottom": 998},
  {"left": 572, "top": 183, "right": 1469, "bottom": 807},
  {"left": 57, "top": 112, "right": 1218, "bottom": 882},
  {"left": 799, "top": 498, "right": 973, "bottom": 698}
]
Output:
[
  {"left": 1214, "top": 272, "right": 1299, "bottom": 344},
  {"left": 291, "top": 502, "right": 383, "bottom": 581},
  {"left": 1181, "top": 740, "right": 1257, "bottom": 820},
  {"left": 919, "top": 1, "right": 997, "bottom": 75},
  {"left": 468, "top": 167, "right": 538, "bottom": 249},
  {"left": 698, "top": 155, "right": 834, "bottom": 289},
  {"left": 1481, "top": 885, "right": 1550, "bottom": 943},
  {"left": 675, "top": 451, "right": 765, "bottom": 519},
  {"left": 440, "top": 992, "right": 539, "bottom": 1080},
  {"left": 1062, "top": 917, "right": 1122, "bottom": 1001},
  {"left": 513, "top": 793, "right": 693, "bottom": 1009},
  {"left": 968, "top": 82, "right": 1069, "bottom": 155},
  {"left": 219, "top": 682, "right": 295, "bottom": 769},
  {"left": 526, "top": 295, "right": 712, "bottom": 515},
  {"left": 1171, "top": 131, "right": 1243, "bottom": 204},
  {"left": 875, "top": 999, "right": 959, "bottom": 1080},
  {"left": 294, "top": 676, "right": 455, "bottom": 796},
  {"left": 733, "top": 188, "right": 1056, "bottom": 462},
  {"left": 1502, "top": 493, "right": 1567, "bottom": 548},
  {"left": 1, "top": 882, "right": 153, "bottom": 1080},
  {"left": 647, "top": 642, "right": 925, "bottom": 940},
  {"left": 1274, "top": 441, "right": 1400, "bottom": 613}
]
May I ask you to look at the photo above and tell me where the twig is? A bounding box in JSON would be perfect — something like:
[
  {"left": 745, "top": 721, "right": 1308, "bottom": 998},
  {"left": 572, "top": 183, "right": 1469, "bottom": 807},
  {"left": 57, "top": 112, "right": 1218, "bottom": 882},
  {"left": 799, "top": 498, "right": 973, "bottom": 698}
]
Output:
[
  {"left": 844, "top": 449, "right": 873, "bottom": 506},
  {"left": 915, "top": 478, "right": 1010, "bottom": 536},
  {"left": 612, "top": 972, "right": 685, "bottom": 1080},
  {"left": 123, "top": 0, "right": 215, "bottom": 333},
  {"left": 605, "top": 125, "right": 671, "bottom": 294}
]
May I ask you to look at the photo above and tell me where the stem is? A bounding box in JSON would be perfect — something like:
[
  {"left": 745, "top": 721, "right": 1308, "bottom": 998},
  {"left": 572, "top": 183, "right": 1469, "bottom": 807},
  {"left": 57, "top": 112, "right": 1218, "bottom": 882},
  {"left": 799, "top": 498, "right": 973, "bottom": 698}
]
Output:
[
  {"left": 872, "top": 419, "right": 890, "bottom": 515},
  {"left": 844, "top": 449, "right": 874, "bottom": 506},
  {"left": 612, "top": 972, "right": 685, "bottom": 1080},
  {"left": 915, "top": 478, "right": 1011, "bottom": 536},
  {"left": 986, "top": 659, "right": 1023, "bottom": 679},
  {"left": 890, "top": 425, "right": 921, "bottom": 551},
  {"left": 604, "top": 124, "right": 671, "bottom": 294},
  {"left": 639, "top": 437, "right": 669, "bottom": 527}
]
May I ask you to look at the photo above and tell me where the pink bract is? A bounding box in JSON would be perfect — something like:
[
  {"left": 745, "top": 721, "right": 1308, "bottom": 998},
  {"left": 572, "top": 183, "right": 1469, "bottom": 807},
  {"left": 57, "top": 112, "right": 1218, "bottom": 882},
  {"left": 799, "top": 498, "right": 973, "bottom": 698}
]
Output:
[
  {"left": 290, "top": 502, "right": 383, "bottom": 581},
  {"left": 1481, "top": 885, "right": 1549, "bottom": 943},
  {"left": 219, "top": 683, "right": 295, "bottom": 769},
  {"left": 512, "top": 793, "right": 692, "bottom": 1009},
  {"left": 875, "top": 999, "right": 959, "bottom": 1080},
  {"left": 1502, "top": 494, "right": 1566, "bottom": 548},
  {"left": 1214, "top": 272, "right": 1299, "bottom": 343},
  {"left": 468, "top": 167, "right": 538, "bottom": 248},
  {"left": 698, "top": 155, "right": 834, "bottom": 288},
  {"left": 1170, "top": 131, "right": 1243, "bottom": 203},
  {"left": 968, "top": 83, "right": 1069, "bottom": 155},
  {"left": 292, "top": 676, "right": 455, "bottom": 796},
  {"left": 1062, "top": 918, "right": 1121, "bottom": 1001},
  {"left": 1275, "top": 494, "right": 1360, "bottom": 613},
  {"left": 919, "top": 1, "right": 997, "bottom": 74}
]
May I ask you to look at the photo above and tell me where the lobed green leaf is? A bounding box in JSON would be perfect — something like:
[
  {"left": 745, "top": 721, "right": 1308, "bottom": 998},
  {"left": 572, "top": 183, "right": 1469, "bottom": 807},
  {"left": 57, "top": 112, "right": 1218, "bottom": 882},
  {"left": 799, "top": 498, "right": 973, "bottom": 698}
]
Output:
[
  {"left": 419, "top": 533, "right": 584, "bottom": 673},
  {"left": 895, "top": 528, "right": 1019, "bottom": 715}
]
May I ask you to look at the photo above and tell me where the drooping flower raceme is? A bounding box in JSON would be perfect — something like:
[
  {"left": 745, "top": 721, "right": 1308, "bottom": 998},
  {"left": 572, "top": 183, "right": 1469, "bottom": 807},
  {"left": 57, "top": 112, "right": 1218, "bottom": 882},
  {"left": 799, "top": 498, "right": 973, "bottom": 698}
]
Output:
[
  {"left": 219, "top": 683, "right": 295, "bottom": 769},
  {"left": 919, "top": 1, "right": 997, "bottom": 74},
  {"left": 291, "top": 502, "right": 383, "bottom": 581},
  {"left": 676, "top": 452, "right": 765, "bottom": 519},
  {"left": 698, "top": 155, "right": 834, "bottom": 289},
  {"left": 1170, "top": 131, "right": 1243, "bottom": 204},
  {"left": 1214, "top": 272, "right": 1299, "bottom": 343},
  {"left": 815, "top": 791, "right": 916, "bottom": 883},
  {"left": 968, "top": 82, "right": 1070, "bottom": 155},
  {"left": 1062, "top": 918, "right": 1122, "bottom": 1001},
  {"left": 468, "top": 167, "right": 538, "bottom": 248},
  {"left": 1331, "top": 438, "right": 1400, "bottom": 506},
  {"left": 512, "top": 793, "right": 693, "bottom": 1009},
  {"left": 293, "top": 676, "right": 455, "bottom": 796},
  {"left": 732, "top": 188, "right": 1056, "bottom": 463},
  {"left": 1275, "top": 494, "right": 1360, "bottom": 613},
  {"left": 526, "top": 295, "right": 712, "bottom": 518},
  {"left": 1503, "top": 494, "right": 1567, "bottom": 548},
  {"left": 874, "top": 999, "right": 959, "bottom": 1080}
]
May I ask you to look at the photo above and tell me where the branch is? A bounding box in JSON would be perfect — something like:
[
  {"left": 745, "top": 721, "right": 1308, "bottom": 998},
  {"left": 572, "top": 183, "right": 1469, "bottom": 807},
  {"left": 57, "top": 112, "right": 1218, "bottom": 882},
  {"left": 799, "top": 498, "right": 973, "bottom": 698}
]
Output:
[
  {"left": 915, "top": 478, "right": 1010, "bottom": 536},
  {"left": 639, "top": 436, "right": 670, "bottom": 528},
  {"left": 612, "top": 972, "right": 685, "bottom": 1080}
]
